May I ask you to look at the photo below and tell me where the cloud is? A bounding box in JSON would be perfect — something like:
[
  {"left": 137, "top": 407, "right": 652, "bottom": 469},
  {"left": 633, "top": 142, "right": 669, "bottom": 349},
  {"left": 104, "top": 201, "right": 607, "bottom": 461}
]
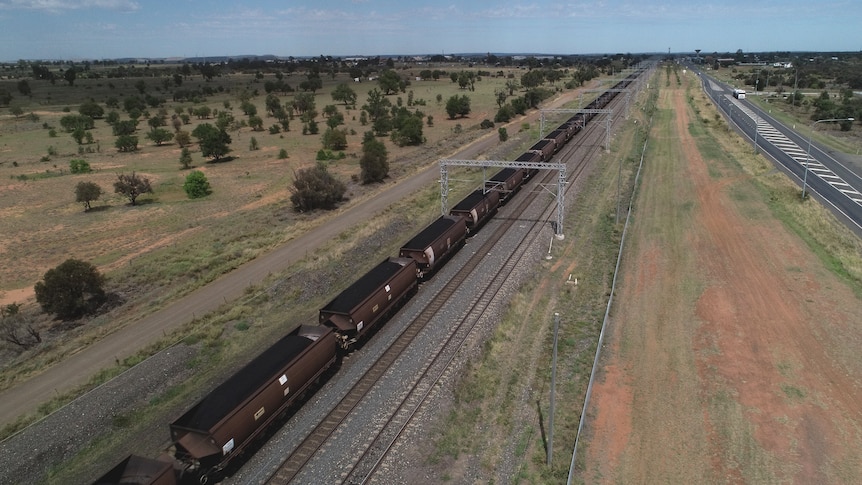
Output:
[{"left": 0, "top": 0, "right": 140, "bottom": 12}]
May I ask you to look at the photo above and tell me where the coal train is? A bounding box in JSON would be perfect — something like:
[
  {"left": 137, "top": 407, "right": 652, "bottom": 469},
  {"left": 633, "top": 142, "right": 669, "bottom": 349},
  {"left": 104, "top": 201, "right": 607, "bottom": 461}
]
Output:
[{"left": 92, "top": 70, "right": 641, "bottom": 485}]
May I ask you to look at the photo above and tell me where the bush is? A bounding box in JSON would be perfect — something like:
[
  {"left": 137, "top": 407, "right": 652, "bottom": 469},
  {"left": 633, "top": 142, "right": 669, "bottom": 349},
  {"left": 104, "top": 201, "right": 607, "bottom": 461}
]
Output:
[
  {"left": 69, "top": 159, "right": 91, "bottom": 174},
  {"left": 183, "top": 170, "right": 212, "bottom": 199},
  {"left": 480, "top": 119, "right": 494, "bottom": 129},
  {"left": 290, "top": 161, "right": 346, "bottom": 211},
  {"left": 498, "top": 127, "right": 508, "bottom": 142},
  {"left": 34, "top": 259, "right": 106, "bottom": 319}
]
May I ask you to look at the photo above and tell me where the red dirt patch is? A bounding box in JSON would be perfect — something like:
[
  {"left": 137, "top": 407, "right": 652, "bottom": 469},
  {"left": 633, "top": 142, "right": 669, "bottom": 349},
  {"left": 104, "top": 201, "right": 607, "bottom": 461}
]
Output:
[{"left": 584, "top": 81, "right": 862, "bottom": 483}]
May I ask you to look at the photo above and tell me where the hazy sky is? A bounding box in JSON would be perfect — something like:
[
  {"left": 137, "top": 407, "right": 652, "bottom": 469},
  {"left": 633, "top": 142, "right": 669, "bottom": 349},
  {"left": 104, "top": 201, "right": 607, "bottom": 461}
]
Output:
[{"left": 0, "top": 0, "right": 860, "bottom": 60}]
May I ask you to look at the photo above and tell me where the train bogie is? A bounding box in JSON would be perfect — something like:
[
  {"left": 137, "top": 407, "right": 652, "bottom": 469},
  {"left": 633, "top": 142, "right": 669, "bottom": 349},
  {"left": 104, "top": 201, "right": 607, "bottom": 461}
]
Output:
[
  {"left": 320, "top": 257, "right": 419, "bottom": 347},
  {"left": 399, "top": 215, "right": 467, "bottom": 278},
  {"left": 169, "top": 325, "right": 338, "bottom": 479},
  {"left": 449, "top": 189, "right": 500, "bottom": 232},
  {"left": 92, "top": 455, "right": 178, "bottom": 485}
]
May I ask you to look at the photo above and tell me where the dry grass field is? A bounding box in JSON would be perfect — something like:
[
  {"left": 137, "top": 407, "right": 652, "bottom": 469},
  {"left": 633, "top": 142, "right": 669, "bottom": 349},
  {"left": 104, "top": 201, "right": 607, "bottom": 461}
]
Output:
[{"left": 584, "top": 67, "right": 862, "bottom": 484}]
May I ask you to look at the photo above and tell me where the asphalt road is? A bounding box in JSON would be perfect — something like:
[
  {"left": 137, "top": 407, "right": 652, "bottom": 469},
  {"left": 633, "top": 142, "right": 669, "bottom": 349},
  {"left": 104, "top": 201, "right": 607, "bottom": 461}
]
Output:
[
  {"left": 693, "top": 66, "right": 862, "bottom": 237},
  {"left": 0, "top": 92, "right": 581, "bottom": 427}
]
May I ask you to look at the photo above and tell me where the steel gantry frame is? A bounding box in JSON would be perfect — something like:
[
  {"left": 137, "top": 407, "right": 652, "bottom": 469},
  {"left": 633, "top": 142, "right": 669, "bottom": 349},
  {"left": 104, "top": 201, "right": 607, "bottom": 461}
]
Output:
[{"left": 439, "top": 159, "right": 568, "bottom": 239}]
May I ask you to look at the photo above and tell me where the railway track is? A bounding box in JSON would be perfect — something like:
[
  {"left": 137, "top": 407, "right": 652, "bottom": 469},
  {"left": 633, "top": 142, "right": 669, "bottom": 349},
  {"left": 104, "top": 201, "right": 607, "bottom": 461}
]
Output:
[
  {"left": 347, "top": 101, "right": 623, "bottom": 485},
  {"left": 261, "top": 96, "right": 620, "bottom": 484}
]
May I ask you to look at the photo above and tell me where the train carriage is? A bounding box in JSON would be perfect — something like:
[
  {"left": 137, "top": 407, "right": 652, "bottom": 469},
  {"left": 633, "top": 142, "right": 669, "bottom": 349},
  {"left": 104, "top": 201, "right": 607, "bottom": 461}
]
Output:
[
  {"left": 320, "top": 257, "right": 419, "bottom": 348},
  {"left": 515, "top": 151, "right": 543, "bottom": 178},
  {"left": 169, "top": 325, "right": 337, "bottom": 481},
  {"left": 449, "top": 189, "right": 500, "bottom": 233},
  {"left": 529, "top": 139, "right": 556, "bottom": 161},
  {"left": 544, "top": 129, "right": 568, "bottom": 151},
  {"left": 485, "top": 168, "right": 527, "bottom": 202},
  {"left": 399, "top": 215, "right": 467, "bottom": 278}
]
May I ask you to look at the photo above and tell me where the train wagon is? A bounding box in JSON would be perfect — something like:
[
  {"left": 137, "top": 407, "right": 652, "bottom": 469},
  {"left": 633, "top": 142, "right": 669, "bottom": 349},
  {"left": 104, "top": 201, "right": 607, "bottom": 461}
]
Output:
[
  {"left": 515, "top": 150, "right": 542, "bottom": 178},
  {"left": 92, "top": 455, "right": 178, "bottom": 485},
  {"left": 544, "top": 129, "right": 569, "bottom": 151},
  {"left": 529, "top": 139, "right": 556, "bottom": 161},
  {"left": 320, "top": 257, "right": 419, "bottom": 348},
  {"left": 485, "top": 168, "right": 527, "bottom": 202},
  {"left": 449, "top": 189, "right": 500, "bottom": 233},
  {"left": 399, "top": 215, "right": 467, "bottom": 278},
  {"left": 170, "top": 325, "right": 338, "bottom": 481}
]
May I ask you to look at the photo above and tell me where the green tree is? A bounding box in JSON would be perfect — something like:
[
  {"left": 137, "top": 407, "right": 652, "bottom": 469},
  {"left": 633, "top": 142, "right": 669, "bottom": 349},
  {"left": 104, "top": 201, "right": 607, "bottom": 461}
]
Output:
[
  {"left": 498, "top": 127, "right": 508, "bottom": 142},
  {"left": 34, "top": 259, "right": 106, "bottom": 319},
  {"left": 114, "top": 171, "right": 152, "bottom": 205},
  {"left": 114, "top": 134, "right": 139, "bottom": 152},
  {"left": 79, "top": 100, "right": 104, "bottom": 119},
  {"left": 445, "top": 95, "right": 471, "bottom": 119},
  {"left": 293, "top": 92, "right": 316, "bottom": 115},
  {"left": 360, "top": 131, "right": 389, "bottom": 183},
  {"left": 192, "top": 123, "right": 232, "bottom": 162},
  {"left": 60, "top": 114, "right": 94, "bottom": 132},
  {"left": 248, "top": 115, "right": 264, "bottom": 131},
  {"left": 146, "top": 128, "right": 174, "bottom": 146},
  {"left": 183, "top": 170, "right": 212, "bottom": 199},
  {"left": 112, "top": 119, "right": 138, "bottom": 136},
  {"left": 331, "top": 83, "right": 357, "bottom": 107},
  {"left": 391, "top": 114, "right": 424, "bottom": 146},
  {"left": 179, "top": 147, "right": 193, "bottom": 169},
  {"left": 75, "top": 180, "right": 102, "bottom": 211},
  {"left": 290, "top": 161, "right": 346, "bottom": 211},
  {"left": 378, "top": 69, "right": 405, "bottom": 95},
  {"left": 363, "top": 88, "right": 391, "bottom": 122},
  {"left": 321, "top": 128, "right": 348, "bottom": 150}
]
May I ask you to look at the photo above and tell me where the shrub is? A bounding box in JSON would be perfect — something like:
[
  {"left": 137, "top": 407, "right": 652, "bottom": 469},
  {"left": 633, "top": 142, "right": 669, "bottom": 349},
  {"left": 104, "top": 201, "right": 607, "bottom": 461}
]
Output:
[
  {"left": 34, "top": 259, "right": 106, "bottom": 320},
  {"left": 69, "top": 159, "right": 91, "bottom": 174},
  {"left": 290, "top": 161, "right": 346, "bottom": 211},
  {"left": 183, "top": 170, "right": 212, "bottom": 199}
]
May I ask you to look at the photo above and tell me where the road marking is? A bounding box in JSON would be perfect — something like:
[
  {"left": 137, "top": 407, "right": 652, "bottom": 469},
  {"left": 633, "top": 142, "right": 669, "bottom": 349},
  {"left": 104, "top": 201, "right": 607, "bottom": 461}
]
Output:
[{"left": 725, "top": 96, "right": 862, "bottom": 206}]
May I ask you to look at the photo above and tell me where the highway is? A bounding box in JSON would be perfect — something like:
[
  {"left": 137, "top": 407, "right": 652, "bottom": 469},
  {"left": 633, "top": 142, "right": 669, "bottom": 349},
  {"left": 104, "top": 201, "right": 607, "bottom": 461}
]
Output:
[{"left": 693, "top": 67, "right": 862, "bottom": 237}]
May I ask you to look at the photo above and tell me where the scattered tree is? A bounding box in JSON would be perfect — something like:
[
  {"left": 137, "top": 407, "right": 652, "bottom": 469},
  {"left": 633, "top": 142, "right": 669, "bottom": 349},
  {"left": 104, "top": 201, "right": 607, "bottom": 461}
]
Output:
[
  {"left": 75, "top": 180, "right": 102, "bottom": 211},
  {"left": 146, "top": 128, "right": 174, "bottom": 146},
  {"left": 79, "top": 100, "right": 104, "bottom": 119},
  {"left": 331, "top": 83, "right": 357, "bottom": 107},
  {"left": 321, "top": 128, "right": 348, "bottom": 150},
  {"left": 114, "top": 134, "right": 139, "bottom": 152},
  {"left": 290, "top": 161, "right": 346, "bottom": 211},
  {"left": 445, "top": 95, "right": 471, "bottom": 119},
  {"left": 34, "top": 259, "right": 106, "bottom": 320},
  {"left": 498, "top": 127, "right": 509, "bottom": 142},
  {"left": 183, "top": 170, "right": 212, "bottom": 199},
  {"left": 114, "top": 171, "right": 152, "bottom": 205},
  {"left": 192, "top": 123, "right": 232, "bottom": 162},
  {"left": 175, "top": 130, "right": 191, "bottom": 148},
  {"left": 360, "top": 131, "right": 389, "bottom": 183},
  {"left": 179, "top": 147, "right": 193, "bottom": 169}
]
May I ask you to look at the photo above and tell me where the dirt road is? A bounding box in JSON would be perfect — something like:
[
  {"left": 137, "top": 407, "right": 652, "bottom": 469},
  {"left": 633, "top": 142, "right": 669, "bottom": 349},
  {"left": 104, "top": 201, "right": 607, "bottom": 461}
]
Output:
[
  {"left": 584, "top": 78, "right": 862, "bottom": 482},
  {"left": 0, "top": 91, "right": 581, "bottom": 427}
]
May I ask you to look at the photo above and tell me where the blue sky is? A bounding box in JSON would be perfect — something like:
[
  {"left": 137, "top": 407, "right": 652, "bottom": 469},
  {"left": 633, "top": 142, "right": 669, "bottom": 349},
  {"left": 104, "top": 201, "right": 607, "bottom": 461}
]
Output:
[{"left": 0, "top": 0, "right": 860, "bottom": 61}]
